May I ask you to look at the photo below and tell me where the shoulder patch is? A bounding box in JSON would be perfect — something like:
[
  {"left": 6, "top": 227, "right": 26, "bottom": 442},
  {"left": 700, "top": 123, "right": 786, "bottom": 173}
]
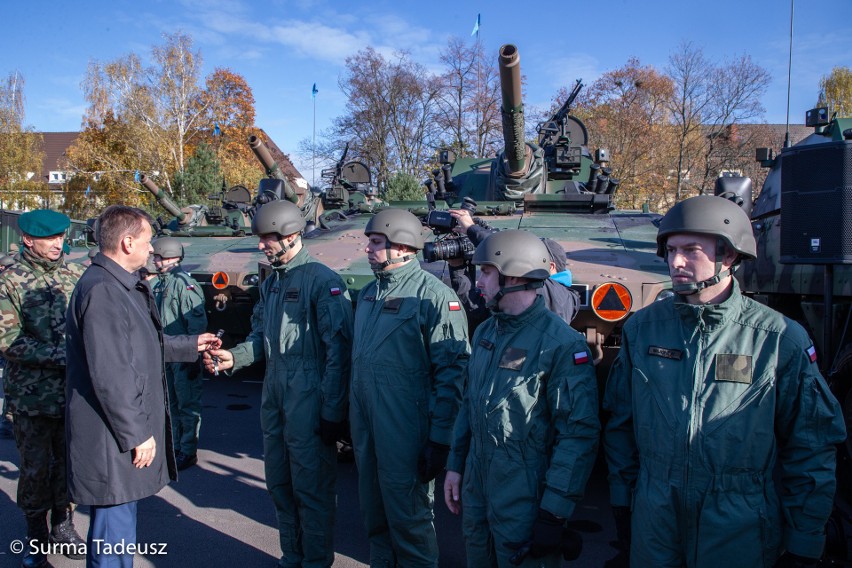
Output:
[
  {"left": 448, "top": 300, "right": 461, "bottom": 311},
  {"left": 574, "top": 351, "right": 589, "bottom": 365},
  {"left": 806, "top": 345, "right": 818, "bottom": 364},
  {"left": 186, "top": 284, "right": 195, "bottom": 291},
  {"left": 329, "top": 287, "right": 341, "bottom": 296}
]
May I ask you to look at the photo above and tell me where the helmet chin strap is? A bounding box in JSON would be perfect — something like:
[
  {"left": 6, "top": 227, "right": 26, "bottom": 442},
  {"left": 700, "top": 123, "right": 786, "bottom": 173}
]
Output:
[
  {"left": 371, "top": 241, "right": 415, "bottom": 272},
  {"left": 271, "top": 235, "right": 301, "bottom": 267},
  {"left": 672, "top": 239, "right": 737, "bottom": 296},
  {"left": 485, "top": 274, "right": 544, "bottom": 311}
]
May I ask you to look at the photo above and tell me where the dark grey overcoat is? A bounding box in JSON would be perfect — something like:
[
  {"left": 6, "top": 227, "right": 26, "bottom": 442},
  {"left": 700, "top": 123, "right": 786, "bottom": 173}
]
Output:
[{"left": 65, "top": 253, "right": 199, "bottom": 506}]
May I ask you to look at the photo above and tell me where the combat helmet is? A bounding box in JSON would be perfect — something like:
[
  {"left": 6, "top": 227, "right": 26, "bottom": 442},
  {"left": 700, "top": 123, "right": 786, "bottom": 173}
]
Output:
[
  {"left": 252, "top": 200, "right": 307, "bottom": 265},
  {"left": 656, "top": 195, "right": 756, "bottom": 259},
  {"left": 152, "top": 237, "right": 184, "bottom": 261},
  {"left": 657, "top": 195, "right": 756, "bottom": 295},
  {"left": 251, "top": 200, "right": 306, "bottom": 237},
  {"left": 364, "top": 209, "right": 425, "bottom": 250},
  {"left": 473, "top": 230, "right": 550, "bottom": 280},
  {"left": 364, "top": 209, "right": 425, "bottom": 271},
  {"left": 473, "top": 230, "right": 550, "bottom": 309}
]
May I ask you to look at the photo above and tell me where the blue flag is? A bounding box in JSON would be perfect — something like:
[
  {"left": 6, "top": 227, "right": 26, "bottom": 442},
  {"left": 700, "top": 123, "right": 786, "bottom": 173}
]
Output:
[
  {"left": 471, "top": 13, "right": 480, "bottom": 36},
  {"left": 213, "top": 121, "right": 221, "bottom": 136},
  {"left": 312, "top": 83, "right": 318, "bottom": 100},
  {"left": 134, "top": 170, "right": 140, "bottom": 183},
  {"left": 85, "top": 184, "right": 91, "bottom": 197}
]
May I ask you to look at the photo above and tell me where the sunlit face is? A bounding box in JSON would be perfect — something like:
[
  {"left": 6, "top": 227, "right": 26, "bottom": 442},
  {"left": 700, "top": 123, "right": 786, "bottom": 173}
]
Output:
[
  {"left": 365, "top": 233, "right": 390, "bottom": 266},
  {"left": 127, "top": 223, "right": 154, "bottom": 272},
  {"left": 257, "top": 233, "right": 284, "bottom": 262},
  {"left": 665, "top": 233, "right": 719, "bottom": 289},
  {"left": 23, "top": 233, "right": 65, "bottom": 261},
  {"left": 475, "top": 264, "right": 500, "bottom": 304}
]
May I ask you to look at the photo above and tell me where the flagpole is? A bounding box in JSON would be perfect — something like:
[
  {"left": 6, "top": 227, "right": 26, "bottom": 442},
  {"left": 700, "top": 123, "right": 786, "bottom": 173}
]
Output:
[{"left": 312, "top": 89, "right": 316, "bottom": 189}]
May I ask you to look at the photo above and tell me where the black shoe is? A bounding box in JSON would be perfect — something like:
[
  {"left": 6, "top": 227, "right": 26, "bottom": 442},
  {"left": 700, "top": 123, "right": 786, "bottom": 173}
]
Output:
[
  {"left": 22, "top": 513, "right": 48, "bottom": 568},
  {"left": 50, "top": 506, "right": 86, "bottom": 560},
  {"left": 177, "top": 453, "right": 198, "bottom": 471}
]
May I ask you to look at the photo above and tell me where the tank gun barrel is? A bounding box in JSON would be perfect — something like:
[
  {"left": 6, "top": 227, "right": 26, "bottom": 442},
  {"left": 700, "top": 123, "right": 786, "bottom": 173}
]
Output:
[
  {"left": 247, "top": 135, "right": 299, "bottom": 204},
  {"left": 140, "top": 173, "right": 190, "bottom": 224},
  {"left": 498, "top": 44, "right": 527, "bottom": 176}
]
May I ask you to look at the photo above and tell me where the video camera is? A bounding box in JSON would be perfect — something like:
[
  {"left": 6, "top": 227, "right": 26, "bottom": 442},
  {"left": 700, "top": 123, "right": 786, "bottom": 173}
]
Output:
[{"left": 422, "top": 197, "right": 479, "bottom": 263}]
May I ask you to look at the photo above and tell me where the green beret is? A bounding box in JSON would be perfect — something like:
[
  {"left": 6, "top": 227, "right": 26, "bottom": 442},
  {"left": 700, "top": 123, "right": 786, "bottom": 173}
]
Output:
[{"left": 19, "top": 210, "right": 70, "bottom": 238}]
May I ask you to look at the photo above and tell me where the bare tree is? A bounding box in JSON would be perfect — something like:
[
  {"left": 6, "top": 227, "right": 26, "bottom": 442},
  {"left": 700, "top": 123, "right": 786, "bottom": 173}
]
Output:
[
  {"left": 331, "top": 48, "right": 441, "bottom": 188},
  {"left": 665, "top": 42, "right": 712, "bottom": 201},
  {"left": 697, "top": 54, "right": 770, "bottom": 193},
  {"left": 435, "top": 38, "right": 501, "bottom": 159}
]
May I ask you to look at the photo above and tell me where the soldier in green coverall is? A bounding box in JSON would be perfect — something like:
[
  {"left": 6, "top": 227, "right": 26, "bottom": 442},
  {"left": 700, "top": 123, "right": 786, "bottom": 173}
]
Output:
[
  {"left": 351, "top": 208, "right": 470, "bottom": 568},
  {"left": 444, "top": 230, "right": 599, "bottom": 568},
  {"left": 0, "top": 210, "right": 86, "bottom": 567},
  {"left": 151, "top": 237, "right": 207, "bottom": 471},
  {"left": 604, "top": 195, "right": 846, "bottom": 568},
  {"left": 203, "top": 200, "right": 353, "bottom": 568}
]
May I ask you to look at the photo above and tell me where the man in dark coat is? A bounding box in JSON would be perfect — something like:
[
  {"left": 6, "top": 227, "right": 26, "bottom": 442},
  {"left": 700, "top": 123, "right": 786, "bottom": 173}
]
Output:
[{"left": 65, "top": 205, "right": 221, "bottom": 568}]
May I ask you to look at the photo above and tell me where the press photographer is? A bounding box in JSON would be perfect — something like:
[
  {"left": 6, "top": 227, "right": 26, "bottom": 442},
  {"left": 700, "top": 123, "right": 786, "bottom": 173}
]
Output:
[{"left": 440, "top": 206, "right": 581, "bottom": 330}]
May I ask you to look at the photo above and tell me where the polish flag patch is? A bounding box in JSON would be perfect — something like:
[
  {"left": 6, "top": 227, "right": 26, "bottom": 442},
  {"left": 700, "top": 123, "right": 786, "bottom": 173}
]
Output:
[
  {"left": 806, "top": 345, "right": 817, "bottom": 364},
  {"left": 329, "top": 287, "right": 342, "bottom": 296},
  {"left": 574, "top": 351, "right": 589, "bottom": 365},
  {"left": 186, "top": 284, "right": 195, "bottom": 290},
  {"left": 448, "top": 301, "right": 462, "bottom": 311}
]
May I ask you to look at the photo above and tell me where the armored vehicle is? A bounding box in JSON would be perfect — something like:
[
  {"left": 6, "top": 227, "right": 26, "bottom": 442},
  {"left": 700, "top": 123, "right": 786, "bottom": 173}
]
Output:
[
  {"left": 139, "top": 172, "right": 272, "bottom": 345},
  {"left": 136, "top": 43, "right": 670, "bottom": 375},
  {"left": 736, "top": 107, "right": 852, "bottom": 485},
  {"left": 410, "top": 44, "right": 672, "bottom": 374}
]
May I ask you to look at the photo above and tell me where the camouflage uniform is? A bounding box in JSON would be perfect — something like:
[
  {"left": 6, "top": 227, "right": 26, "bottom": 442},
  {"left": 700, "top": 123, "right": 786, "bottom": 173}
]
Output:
[
  {"left": 0, "top": 247, "right": 84, "bottom": 514},
  {"left": 153, "top": 266, "right": 207, "bottom": 458},
  {"left": 0, "top": 253, "right": 16, "bottom": 438}
]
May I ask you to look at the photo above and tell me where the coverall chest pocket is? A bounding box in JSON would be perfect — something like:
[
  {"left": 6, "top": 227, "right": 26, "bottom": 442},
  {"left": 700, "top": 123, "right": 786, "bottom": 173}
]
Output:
[
  {"left": 488, "top": 370, "right": 543, "bottom": 443},
  {"left": 632, "top": 365, "right": 680, "bottom": 456},
  {"left": 370, "top": 299, "right": 418, "bottom": 361},
  {"left": 278, "top": 288, "right": 307, "bottom": 356},
  {"left": 700, "top": 368, "right": 775, "bottom": 466}
]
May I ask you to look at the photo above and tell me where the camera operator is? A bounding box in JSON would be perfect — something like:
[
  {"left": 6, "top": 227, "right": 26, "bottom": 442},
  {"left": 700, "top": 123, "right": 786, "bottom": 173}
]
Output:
[{"left": 447, "top": 208, "right": 581, "bottom": 326}]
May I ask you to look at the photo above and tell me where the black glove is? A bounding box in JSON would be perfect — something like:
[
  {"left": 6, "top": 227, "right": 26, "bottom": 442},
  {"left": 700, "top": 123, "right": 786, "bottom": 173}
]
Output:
[
  {"left": 529, "top": 509, "right": 566, "bottom": 558},
  {"left": 316, "top": 418, "right": 346, "bottom": 447},
  {"left": 612, "top": 506, "right": 631, "bottom": 551},
  {"left": 560, "top": 527, "right": 583, "bottom": 561},
  {"left": 776, "top": 552, "right": 819, "bottom": 568},
  {"left": 417, "top": 440, "right": 450, "bottom": 483}
]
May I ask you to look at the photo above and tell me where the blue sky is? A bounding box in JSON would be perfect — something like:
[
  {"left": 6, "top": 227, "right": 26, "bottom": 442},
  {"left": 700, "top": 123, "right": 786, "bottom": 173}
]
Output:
[{"left": 3, "top": 0, "right": 851, "bottom": 178}]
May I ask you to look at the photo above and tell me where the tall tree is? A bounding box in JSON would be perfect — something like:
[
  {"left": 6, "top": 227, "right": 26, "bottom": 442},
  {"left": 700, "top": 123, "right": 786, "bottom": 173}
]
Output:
[
  {"left": 331, "top": 47, "right": 441, "bottom": 187},
  {"left": 665, "top": 42, "right": 712, "bottom": 202},
  {"left": 73, "top": 33, "right": 207, "bottom": 201},
  {"left": 576, "top": 58, "right": 676, "bottom": 210},
  {"left": 0, "top": 71, "right": 47, "bottom": 210},
  {"left": 198, "top": 68, "right": 263, "bottom": 194},
  {"left": 697, "top": 54, "right": 770, "bottom": 193},
  {"left": 435, "top": 38, "right": 501, "bottom": 159},
  {"left": 820, "top": 66, "right": 852, "bottom": 117}
]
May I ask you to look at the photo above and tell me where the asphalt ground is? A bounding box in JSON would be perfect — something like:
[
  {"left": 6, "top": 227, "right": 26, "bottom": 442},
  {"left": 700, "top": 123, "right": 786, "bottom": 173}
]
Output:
[{"left": 5, "top": 372, "right": 847, "bottom": 567}]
